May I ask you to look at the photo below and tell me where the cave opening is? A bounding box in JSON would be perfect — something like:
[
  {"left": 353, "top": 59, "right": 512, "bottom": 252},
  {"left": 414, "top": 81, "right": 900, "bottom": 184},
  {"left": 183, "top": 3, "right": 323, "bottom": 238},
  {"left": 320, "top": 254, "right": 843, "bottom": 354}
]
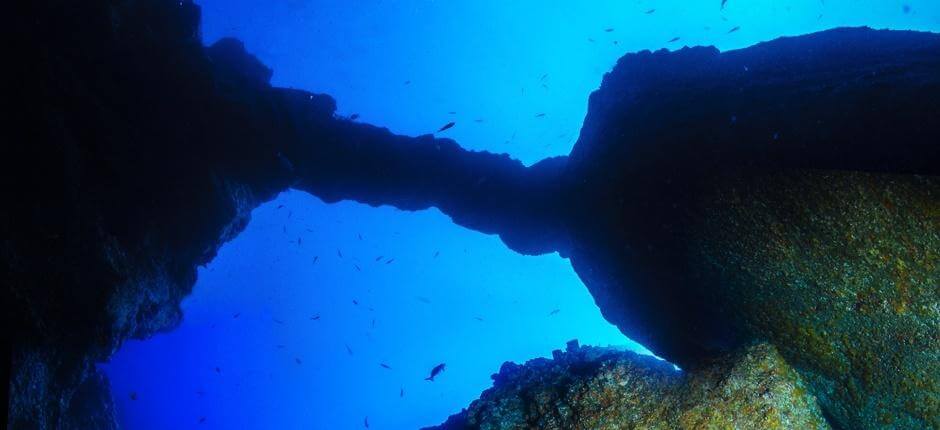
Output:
[
  {"left": 38, "top": 0, "right": 937, "bottom": 428},
  {"left": 100, "top": 191, "right": 643, "bottom": 428}
]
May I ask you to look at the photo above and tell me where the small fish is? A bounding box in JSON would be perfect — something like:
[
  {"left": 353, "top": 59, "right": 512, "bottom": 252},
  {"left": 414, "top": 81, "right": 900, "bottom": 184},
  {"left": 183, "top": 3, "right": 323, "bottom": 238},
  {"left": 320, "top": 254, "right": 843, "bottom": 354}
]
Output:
[
  {"left": 604, "top": 28, "right": 614, "bottom": 32},
  {"left": 313, "top": 256, "right": 319, "bottom": 264},
  {"left": 721, "top": 0, "right": 728, "bottom": 9},
  {"left": 364, "top": 417, "right": 370, "bottom": 428},
  {"left": 350, "top": 113, "right": 360, "bottom": 120},
  {"left": 337, "top": 249, "right": 343, "bottom": 258},
  {"left": 196, "top": 390, "right": 205, "bottom": 397},
  {"left": 385, "top": 258, "right": 395, "bottom": 265},
  {"left": 232, "top": 312, "right": 240, "bottom": 319},
  {"left": 448, "top": 111, "right": 457, "bottom": 114},
  {"left": 587, "top": 37, "right": 595, "bottom": 42},
  {"left": 425, "top": 363, "right": 446, "bottom": 381},
  {"left": 645, "top": 8, "right": 656, "bottom": 14},
  {"left": 437, "top": 122, "right": 456, "bottom": 133},
  {"left": 273, "top": 318, "right": 284, "bottom": 325},
  {"left": 277, "top": 205, "right": 285, "bottom": 209},
  {"left": 539, "top": 73, "right": 548, "bottom": 81},
  {"left": 375, "top": 256, "right": 383, "bottom": 261},
  {"left": 474, "top": 118, "right": 484, "bottom": 123},
  {"left": 903, "top": 4, "right": 911, "bottom": 13},
  {"left": 353, "top": 300, "right": 359, "bottom": 305},
  {"left": 358, "top": 233, "right": 363, "bottom": 240},
  {"left": 416, "top": 296, "right": 431, "bottom": 304},
  {"left": 728, "top": 26, "right": 740, "bottom": 33},
  {"left": 276, "top": 344, "right": 286, "bottom": 349},
  {"left": 473, "top": 316, "right": 484, "bottom": 321},
  {"left": 354, "top": 264, "right": 361, "bottom": 272},
  {"left": 400, "top": 387, "right": 405, "bottom": 397},
  {"left": 214, "top": 367, "right": 221, "bottom": 374},
  {"left": 345, "top": 344, "right": 354, "bottom": 355},
  {"left": 433, "top": 251, "right": 440, "bottom": 258},
  {"left": 199, "top": 417, "right": 206, "bottom": 424},
  {"left": 549, "top": 309, "right": 561, "bottom": 316},
  {"left": 668, "top": 37, "right": 680, "bottom": 43},
  {"left": 310, "top": 314, "right": 321, "bottom": 320},
  {"left": 535, "top": 113, "right": 546, "bottom": 118},
  {"left": 297, "top": 237, "right": 302, "bottom": 246},
  {"left": 295, "top": 357, "right": 302, "bottom": 364},
  {"left": 129, "top": 392, "right": 138, "bottom": 401},
  {"left": 404, "top": 80, "right": 411, "bottom": 85},
  {"left": 371, "top": 319, "right": 376, "bottom": 329},
  {"left": 380, "top": 363, "right": 392, "bottom": 369},
  {"left": 282, "top": 226, "right": 287, "bottom": 233}
]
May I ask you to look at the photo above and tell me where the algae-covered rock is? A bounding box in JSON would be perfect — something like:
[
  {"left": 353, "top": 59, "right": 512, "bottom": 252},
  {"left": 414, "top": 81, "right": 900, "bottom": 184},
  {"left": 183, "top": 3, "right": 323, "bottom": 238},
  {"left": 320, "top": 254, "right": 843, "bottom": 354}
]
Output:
[
  {"left": 691, "top": 170, "right": 940, "bottom": 429},
  {"left": 431, "top": 342, "right": 830, "bottom": 430}
]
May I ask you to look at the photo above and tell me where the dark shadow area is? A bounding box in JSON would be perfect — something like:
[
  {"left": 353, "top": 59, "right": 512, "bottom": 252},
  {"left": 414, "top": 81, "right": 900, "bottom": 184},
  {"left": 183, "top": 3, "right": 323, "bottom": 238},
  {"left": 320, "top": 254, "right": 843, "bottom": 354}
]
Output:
[{"left": 5, "top": 1, "right": 938, "bottom": 429}]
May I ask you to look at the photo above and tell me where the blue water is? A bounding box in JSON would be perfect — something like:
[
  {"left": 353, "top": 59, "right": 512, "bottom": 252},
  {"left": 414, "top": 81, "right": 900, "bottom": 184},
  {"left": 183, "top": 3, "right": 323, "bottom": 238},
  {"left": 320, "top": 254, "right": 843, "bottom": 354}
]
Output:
[{"left": 102, "top": 1, "right": 940, "bottom": 429}]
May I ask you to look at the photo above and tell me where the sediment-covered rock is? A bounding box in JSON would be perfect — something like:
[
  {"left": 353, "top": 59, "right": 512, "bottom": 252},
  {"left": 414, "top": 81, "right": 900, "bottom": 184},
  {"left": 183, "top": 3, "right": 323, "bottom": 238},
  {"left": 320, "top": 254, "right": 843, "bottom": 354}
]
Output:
[
  {"left": 690, "top": 171, "right": 939, "bottom": 429},
  {"left": 431, "top": 342, "right": 830, "bottom": 430}
]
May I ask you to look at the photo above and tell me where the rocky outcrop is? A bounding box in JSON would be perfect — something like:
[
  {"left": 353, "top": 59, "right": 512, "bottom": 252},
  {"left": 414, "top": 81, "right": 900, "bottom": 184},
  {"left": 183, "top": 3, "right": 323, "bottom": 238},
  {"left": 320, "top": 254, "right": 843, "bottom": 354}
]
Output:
[
  {"left": 6, "top": 0, "right": 938, "bottom": 428},
  {"left": 557, "top": 29, "right": 940, "bottom": 429},
  {"left": 430, "top": 342, "right": 830, "bottom": 430}
]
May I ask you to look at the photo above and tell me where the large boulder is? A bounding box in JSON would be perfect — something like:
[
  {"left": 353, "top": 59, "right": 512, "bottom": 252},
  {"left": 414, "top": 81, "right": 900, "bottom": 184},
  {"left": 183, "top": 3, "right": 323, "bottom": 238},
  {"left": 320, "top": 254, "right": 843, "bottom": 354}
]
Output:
[
  {"left": 430, "top": 342, "right": 830, "bottom": 430},
  {"left": 559, "top": 28, "right": 940, "bottom": 428}
]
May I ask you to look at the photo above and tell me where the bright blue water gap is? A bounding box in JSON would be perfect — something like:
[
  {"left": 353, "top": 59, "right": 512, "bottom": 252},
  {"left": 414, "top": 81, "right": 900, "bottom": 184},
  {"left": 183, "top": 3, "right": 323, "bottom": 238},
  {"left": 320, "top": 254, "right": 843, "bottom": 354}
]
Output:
[
  {"left": 101, "top": 191, "right": 637, "bottom": 429},
  {"left": 102, "top": 1, "right": 940, "bottom": 429}
]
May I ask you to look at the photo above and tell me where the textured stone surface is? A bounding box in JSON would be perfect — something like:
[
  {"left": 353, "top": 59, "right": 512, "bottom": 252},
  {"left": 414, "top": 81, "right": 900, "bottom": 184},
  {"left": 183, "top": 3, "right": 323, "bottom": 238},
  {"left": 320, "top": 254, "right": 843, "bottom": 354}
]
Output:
[
  {"left": 431, "top": 342, "right": 830, "bottom": 430},
  {"left": 690, "top": 171, "right": 939, "bottom": 429}
]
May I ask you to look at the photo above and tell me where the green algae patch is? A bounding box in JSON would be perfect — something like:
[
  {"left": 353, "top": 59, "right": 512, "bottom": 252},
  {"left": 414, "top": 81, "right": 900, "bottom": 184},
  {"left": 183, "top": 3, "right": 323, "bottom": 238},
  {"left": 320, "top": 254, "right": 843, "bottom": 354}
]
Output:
[
  {"left": 692, "top": 171, "right": 939, "bottom": 430},
  {"left": 436, "top": 342, "right": 829, "bottom": 430}
]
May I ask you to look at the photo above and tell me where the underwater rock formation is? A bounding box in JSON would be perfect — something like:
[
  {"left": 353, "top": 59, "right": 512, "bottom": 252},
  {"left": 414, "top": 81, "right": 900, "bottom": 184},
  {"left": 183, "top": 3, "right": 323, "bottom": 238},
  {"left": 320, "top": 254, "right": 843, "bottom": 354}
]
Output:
[
  {"left": 5, "top": 1, "right": 553, "bottom": 427},
  {"left": 556, "top": 30, "right": 940, "bottom": 429},
  {"left": 5, "top": 0, "right": 938, "bottom": 428},
  {"left": 429, "top": 342, "right": 830, "bottom": 430}
]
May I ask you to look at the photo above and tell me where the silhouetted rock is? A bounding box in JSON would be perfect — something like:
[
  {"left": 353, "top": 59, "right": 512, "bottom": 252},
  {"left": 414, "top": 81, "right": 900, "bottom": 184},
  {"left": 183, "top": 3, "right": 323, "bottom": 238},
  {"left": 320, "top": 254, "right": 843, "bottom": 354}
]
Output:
[
  {"left": 427, "top": 343, "right": 830, "bottom": 430},
  {"left": 5, "top": 1, "right": 558, "bottom": 427},
  {"left": 5, "top": 0, "right": 938, "bottom": 428}
]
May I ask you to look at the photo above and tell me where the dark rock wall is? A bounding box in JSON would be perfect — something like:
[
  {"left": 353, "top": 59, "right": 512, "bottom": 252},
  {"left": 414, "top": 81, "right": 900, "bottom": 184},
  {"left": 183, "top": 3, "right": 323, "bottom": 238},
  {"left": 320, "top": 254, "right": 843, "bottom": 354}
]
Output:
[
  {"left": 5, "top": 1, "right": 558, "bottom": 427},
  {"left": 5, "top": 1, "right": 938, "bottom": 428},
  {"left": 6, "top": 2, "right": 291, "bottom": 427}
]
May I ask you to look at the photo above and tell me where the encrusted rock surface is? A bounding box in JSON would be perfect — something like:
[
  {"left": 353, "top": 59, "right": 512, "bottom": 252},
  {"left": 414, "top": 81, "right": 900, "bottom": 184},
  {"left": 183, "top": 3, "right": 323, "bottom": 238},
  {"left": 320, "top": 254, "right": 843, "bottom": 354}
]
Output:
[
  {"left": 431, "top": 342, "right": 830, "bottom": 430},
  {"left": 691, "top": 171, "right": 939, "bottom": 429}
]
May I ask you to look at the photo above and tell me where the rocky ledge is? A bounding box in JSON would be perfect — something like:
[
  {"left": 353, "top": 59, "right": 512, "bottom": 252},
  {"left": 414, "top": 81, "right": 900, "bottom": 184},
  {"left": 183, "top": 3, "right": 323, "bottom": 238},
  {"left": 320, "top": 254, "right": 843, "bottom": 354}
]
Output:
[{"left": 430, "top": 341, "right": 830, "bottom": 430}]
